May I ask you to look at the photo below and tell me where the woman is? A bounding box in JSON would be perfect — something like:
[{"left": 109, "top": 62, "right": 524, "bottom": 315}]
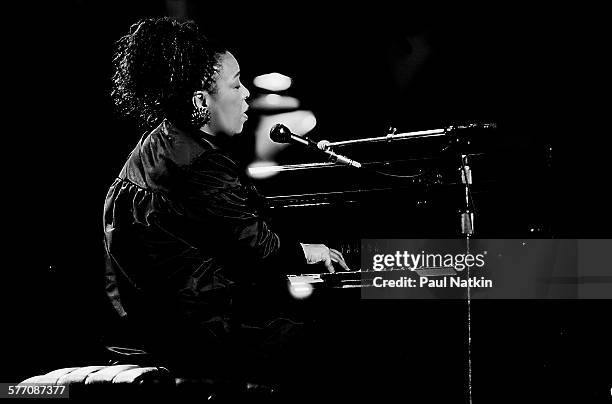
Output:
[{"left": 104, "top": 17, "right": 348, "bottom": 380}]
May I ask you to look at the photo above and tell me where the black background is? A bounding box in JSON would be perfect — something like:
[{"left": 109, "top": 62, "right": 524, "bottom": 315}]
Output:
[{"left": 4, "top": 1, "right": 610, "bottom": 402}]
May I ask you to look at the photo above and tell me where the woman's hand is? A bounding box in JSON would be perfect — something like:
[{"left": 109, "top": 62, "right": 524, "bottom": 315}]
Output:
[{"left": 300, "top": 243, "right": 350, "bottom": 273}]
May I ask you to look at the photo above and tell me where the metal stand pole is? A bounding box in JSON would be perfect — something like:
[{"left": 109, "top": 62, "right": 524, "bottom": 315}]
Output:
[{"left": 459, "top": 153, "right": 475, "bottom": 404}]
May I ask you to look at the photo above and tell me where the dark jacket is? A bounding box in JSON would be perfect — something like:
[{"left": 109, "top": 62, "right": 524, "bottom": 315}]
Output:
[{"left": 103, "top": 120, "right": 306, "bottom": 356}]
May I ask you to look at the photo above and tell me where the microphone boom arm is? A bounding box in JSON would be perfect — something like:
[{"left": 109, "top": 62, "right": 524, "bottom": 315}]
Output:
[{"left": 319, "top": 122, "right": 497, "bottom": 149}]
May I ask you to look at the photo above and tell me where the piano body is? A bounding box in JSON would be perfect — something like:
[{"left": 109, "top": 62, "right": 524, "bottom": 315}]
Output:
[
  {"left": 252, "top": 124, "right": 553, "bottom": 276},
  {"left": 238, "top": 126, "right": 558, "bottom": 400}
]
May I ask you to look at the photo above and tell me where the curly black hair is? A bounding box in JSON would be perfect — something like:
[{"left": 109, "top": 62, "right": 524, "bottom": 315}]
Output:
[{"left": 111, "top": 17, "right": 226, "bottom": 130}]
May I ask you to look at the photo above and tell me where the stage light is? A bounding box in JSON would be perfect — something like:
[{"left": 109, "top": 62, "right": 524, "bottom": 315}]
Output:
[
  {"left": 266, "top": 94, "right": 282, "bottom": 105},
  {"left": 300, "top": 114, "right": 317, "bottom": 133},
  {"left": 262, "top": 110, "right": 317, "bottom": 136},
  {"left": 247, "top": 161, "right": 282, "bottom": 179},
  {"left": 288, "top": 282, "right": 313, "bottom": 299},
  {"left": 250, "top": 94, "right": 300, "bottom": 110},
  {"left": 253, "top": 72, "right": 292, "bottom": 91}
]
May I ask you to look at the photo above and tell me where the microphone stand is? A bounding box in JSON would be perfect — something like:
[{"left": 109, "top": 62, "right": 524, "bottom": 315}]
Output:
[
  {"left": 459, "top": 153, "right": 475, "bottom": 238},
  {"left": 320, "top": 123, "right": 486, "bottom": 238},
  {"left": 320, "top": 127, "right": 447, "bottom": 149},
  {"left": 319, "top": 122, "right": 496, "bottom": 149},
  {"left": 458, "top": 154, "right": 475, "bottom": 404}
]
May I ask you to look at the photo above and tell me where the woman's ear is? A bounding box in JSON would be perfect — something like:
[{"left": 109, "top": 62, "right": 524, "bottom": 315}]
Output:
[{"left": 192, "top": 90, "right": 207, "bottom": 109}]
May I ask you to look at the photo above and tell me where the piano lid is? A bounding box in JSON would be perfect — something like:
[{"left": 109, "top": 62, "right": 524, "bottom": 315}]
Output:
[{"left": 248, "top": 123, "right": 552, "bottom": 238}]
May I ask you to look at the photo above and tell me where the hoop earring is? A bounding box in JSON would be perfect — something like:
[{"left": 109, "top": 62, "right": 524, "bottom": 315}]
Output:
[{"left": 191, "top": 105, "right": 211, "bottom": 127}]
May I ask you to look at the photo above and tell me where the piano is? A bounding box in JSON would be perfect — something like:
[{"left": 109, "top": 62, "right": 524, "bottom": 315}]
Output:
[
  {"left": 250, "top": 123, "right": 553, "bottom": 290},
  {"left": 242, "top": 126, "right": 572, "bottom": 402}
]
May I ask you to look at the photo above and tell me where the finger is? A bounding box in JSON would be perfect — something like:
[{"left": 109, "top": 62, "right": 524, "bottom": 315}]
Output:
[
  {"left": 330, "top": 250, "right": 351, "bottom": 271},
  {"left": 324, "top": 257, "right": 335, "bottom": 273},
  {"left": 329, "top": 248, "right": 346, "bottom": 263}
]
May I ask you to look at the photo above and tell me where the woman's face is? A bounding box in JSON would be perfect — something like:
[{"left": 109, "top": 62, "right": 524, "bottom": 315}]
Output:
[{"left": 203, "top": 52, "right": 250, "bottom": 136}]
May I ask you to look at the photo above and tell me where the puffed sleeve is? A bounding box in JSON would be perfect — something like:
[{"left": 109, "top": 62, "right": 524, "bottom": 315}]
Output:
[{"left": 162, "top": 149, "right": 307, "bottom": 278}]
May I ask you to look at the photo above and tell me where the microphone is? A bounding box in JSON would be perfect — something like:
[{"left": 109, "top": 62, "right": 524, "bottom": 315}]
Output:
[
  {"left": 270, "top": 123, "right": 317, "bottom": 148},
  {"left": 270, "top": 124, "right": 362, "bottom": 168}
]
